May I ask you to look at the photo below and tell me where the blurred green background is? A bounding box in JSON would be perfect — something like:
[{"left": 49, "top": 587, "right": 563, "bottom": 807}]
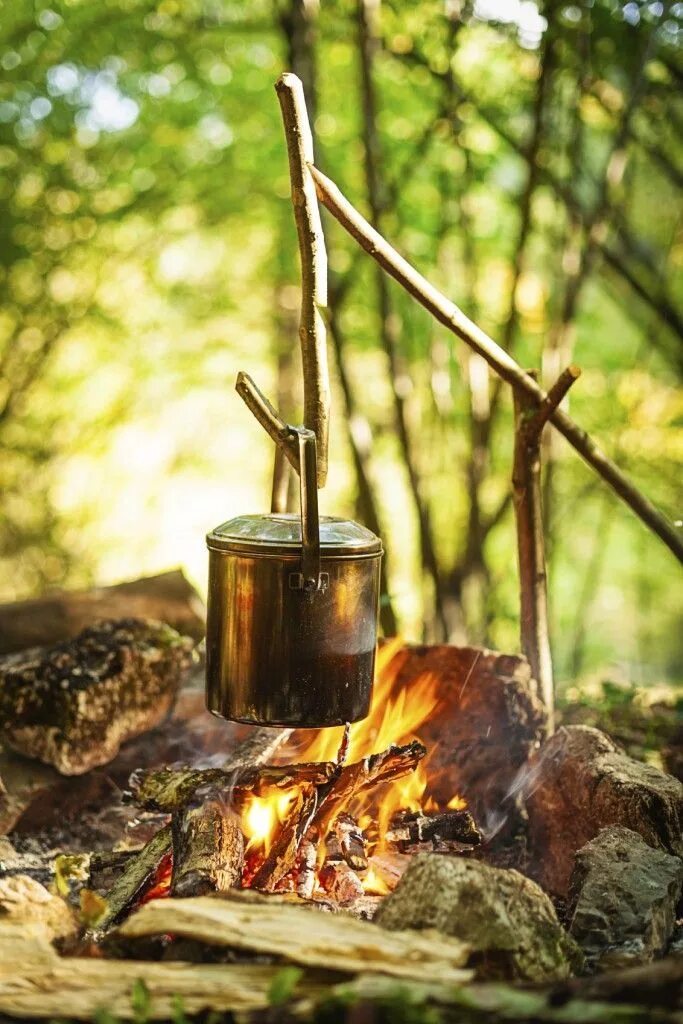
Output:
[{"left": 0, "top": 0, "right": 681, "bottom": 701}]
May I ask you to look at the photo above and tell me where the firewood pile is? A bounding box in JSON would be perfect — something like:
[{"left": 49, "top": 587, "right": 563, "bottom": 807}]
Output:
[{"left": 0, "top": 577, "right": 682, "bottom": 1021}]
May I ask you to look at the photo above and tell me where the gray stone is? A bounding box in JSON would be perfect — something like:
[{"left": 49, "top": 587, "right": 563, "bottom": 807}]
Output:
[
  {"left": 375, "top": 853, "right": 582, "bottom": 982},
  {"left": 0, "top": 619, "right": 194, "bottom": 775},
  {"left": 568, "top": 826, "right": 683, "bottom": 971},
  {"left": 524, "top": 726, "right": 683, "bottom": 896}
]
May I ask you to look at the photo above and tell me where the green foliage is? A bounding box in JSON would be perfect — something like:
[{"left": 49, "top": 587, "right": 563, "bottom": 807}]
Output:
[
  {"left": 268, "top": 965, "right": 305, "bottom": 1007},
  {"left": 0, "top": 0, "right": 680, "bottom": 691},
  {"left": 131, "top": 978, "right": 152, "bottom": 1024}
]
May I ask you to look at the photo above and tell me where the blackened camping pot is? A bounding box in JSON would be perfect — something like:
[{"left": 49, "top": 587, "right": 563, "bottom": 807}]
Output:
[{"left": 205, "top": 429, "right": 382, "bottom": 728}]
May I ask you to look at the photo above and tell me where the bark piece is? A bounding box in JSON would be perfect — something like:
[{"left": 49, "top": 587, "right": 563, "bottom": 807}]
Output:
[
  {"left": 0, "top": 570, "right": 205, "bottom": 655},
  {"left": 567, "top": 826, "right": 683, "bottom": 971},
  {"left": 525, "top": 725, "right": 683, "bottom": 896},
  {"left": 0, "top": 619, "right": 195, "bottom": 775},
  {"left": 0, "top": 874, "right": 76, "bottom": 941},
  {"left": 128, "top": 760, "right": 334, "bottom": 813},
  {"left": 376, "top": 853, "right": 582, "bottom": 983},
  {"left": 120, "top": 893, "right": 472, "bottom": 984},
  {"left": 386, "top": 809, "right": 481, "bottom": 851},
  {"left": 171, "top": 797, "right": 244, "bottom": 898},
  {"left": 373, "top": 643, "right": 546, "bottom": 836}
]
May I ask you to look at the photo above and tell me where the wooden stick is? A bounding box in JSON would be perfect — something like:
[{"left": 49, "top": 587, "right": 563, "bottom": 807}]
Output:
[
  {"left": 512, "top": 367, "right": 580, "bottom": 730},
  {"left": 127, "top": 761, "right": 335, "bottom": 814},
  {"left": 309, "top": 163, "right": 683, "bottom": 564},
  {"left": 95, "top": 824, "right": 172, "bottom": 932},
  {"left": 235, "top": 371, "right": 300, "bottom": 473},
  {"left": 275, "top": 73, "right": 330, "bottom": 487}
]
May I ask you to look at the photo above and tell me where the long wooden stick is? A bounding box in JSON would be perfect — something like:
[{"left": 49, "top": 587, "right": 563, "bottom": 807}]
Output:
[
  {"left": 309, "top": 164, "right": 683, "bottom": 564},
  {"left": 513, "top": 366, "right": 581, "bottom": 731},
  {"left": 275, "top": 73, "right": 330, "bottom": 487}
]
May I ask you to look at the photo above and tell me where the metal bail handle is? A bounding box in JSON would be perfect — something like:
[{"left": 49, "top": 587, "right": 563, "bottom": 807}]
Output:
[{"left": 292, "top": 426, "right": 325, "bottom": 593}]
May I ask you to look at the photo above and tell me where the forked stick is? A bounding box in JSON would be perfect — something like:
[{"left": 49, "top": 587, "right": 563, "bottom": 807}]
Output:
[
  {"left": 309, "top": 163, "right": 683, "bottom": 564},
  {"left": 513, "top": 366, "right": 581, "bottom": 732},
  {"left": 275, "top": 73, "right": 330, "bottom": 487}
]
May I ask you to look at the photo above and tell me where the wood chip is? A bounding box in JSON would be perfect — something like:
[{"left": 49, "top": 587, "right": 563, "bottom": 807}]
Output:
[{"left": 120, "top": 893, "right": 472, "bottom": 984}]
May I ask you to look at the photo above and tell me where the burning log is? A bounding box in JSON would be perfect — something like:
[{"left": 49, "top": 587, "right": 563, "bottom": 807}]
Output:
[
  {"left": 95, "top": 824, "right": 173, "bottom": 932},
  {"left": 251, "top": 741, "right": 426, "bottom": 892},
  {"left": 127, "top": 761, "right": 335, "bottom": 813},
  {"left": 0, "top": 619, "right": 195, "bottom": 775},
  {"left": 328, "top": 813, "right": 368, "bottom": 872},
  {"left": 319, "top": 860, "right": 364, "bottom": 903},
  {"left": 171, "top": 795, "right": 244, "bottom": 898},
  {"left": 386, "top": 809, "right": 481, "bottom": 852}
]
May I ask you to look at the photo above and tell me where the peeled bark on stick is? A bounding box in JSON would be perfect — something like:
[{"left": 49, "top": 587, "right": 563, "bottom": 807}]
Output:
[
  {"left": 275, "top": 72, "right": 330, "bottom": 486},
  {"left": 171, "top": 796, "right": 244, "bottom": 898},
  {"left": 513, "top": 366, "right": 580, "bottom": 730},
  {"left": 127, "top": 760, "right": 335, "bottom": 813},
  {"left": 309, "top": 162, "right": 683, "bottom": 564}
]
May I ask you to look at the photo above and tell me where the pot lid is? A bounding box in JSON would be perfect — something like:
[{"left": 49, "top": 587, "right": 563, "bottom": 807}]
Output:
[{"left": 207, "top": 513, "right": 382, "bottom": 557}]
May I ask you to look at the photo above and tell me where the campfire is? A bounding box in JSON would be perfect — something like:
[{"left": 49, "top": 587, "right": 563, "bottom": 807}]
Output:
[{"left": 119, "top": 641, "right": 480, "bottom": 916}]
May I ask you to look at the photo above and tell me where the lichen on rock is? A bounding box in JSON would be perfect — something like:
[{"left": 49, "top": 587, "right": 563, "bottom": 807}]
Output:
[
  {"left": 0, "top": 618, "right": 195, "bottom": 775},
  {"left": 375, "top": 852, "right": 582, "bottom": 982}
]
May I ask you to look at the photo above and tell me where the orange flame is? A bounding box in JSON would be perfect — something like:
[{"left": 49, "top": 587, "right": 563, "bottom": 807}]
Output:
[{"left": 240, "top": 641, "right": 467, "bottom": 885}]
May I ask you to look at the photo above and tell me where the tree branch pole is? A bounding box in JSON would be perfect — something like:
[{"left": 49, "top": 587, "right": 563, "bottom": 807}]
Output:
[
  {"left": 275, "top": 72, "right": 330, "bottom": 487},
  {"left": 513, "top": 366, "right": 580, "bottom": 730},
  {"left": 356, "top": 0, "right": 449, "bottom": 640},
  {"left": 309, "top": 164, "right": 683, "bottom": 564}
]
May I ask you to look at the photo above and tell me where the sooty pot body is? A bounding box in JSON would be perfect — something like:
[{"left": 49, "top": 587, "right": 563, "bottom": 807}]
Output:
[{"left": 205, "top": 514, "right": 382, "bottom": 728}]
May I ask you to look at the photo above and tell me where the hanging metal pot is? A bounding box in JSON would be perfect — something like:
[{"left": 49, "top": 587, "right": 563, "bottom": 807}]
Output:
[{"left": 205, "top": 387, "right": 382, "bottom": 728}]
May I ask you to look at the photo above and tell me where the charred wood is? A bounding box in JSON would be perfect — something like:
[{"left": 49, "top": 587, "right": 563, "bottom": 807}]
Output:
[
  {"left": 171, "top": 795, "right": 244, "bottom": 898},
  {"left": 319, "top": 860, "right": 364, "bottom": 903},
  {"left": 96, "top": 823, "right": 172, "bottom": 932},
  {"left": 328, "top": 813, "right": 368, "bottom": 871},
  {"left": 386, "top": 809, "right": 481, "bottom": 852}
]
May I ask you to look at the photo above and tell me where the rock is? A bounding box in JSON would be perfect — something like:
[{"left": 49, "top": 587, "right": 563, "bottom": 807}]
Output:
[
  {"left": 0, "top": 873, "right": 77, "bottom": 941},
  {"left": 0, "top": 619, "right": 195, "bottom": 775},
  {"left": 0, "top": 570, "right": 205, "bottom": 655},
  {"left": 375, "top": 853, "right": 581, "bottom": 982},
  {"left": 524, "top": 726, "right": 683, "bottom": 896},
  {"left": 567, "top": 827, "right": 683, "bottom": 971},
  {"left": 369, "top": 643, "right": 547, "bottom": 838}
]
